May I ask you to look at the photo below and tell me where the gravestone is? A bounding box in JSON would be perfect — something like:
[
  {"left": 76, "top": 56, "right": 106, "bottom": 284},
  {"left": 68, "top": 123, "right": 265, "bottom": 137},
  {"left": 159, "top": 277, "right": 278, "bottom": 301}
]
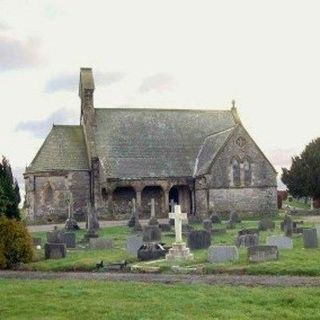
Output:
[
  {"left": 208, "top": 246, "right": 239, "bottom": 263},
  {"left": 236, "top": 234, "right": 259, "bottom": 248},
  {"left": 258, "top": 218, "right": 275, "bottom": 231},
  {"left": 47, "top": 227, "right": 65, "bottom": 243},
  {"left": 166, "top": 205, "right": 193, "bottom": 261},
  {"left": 32, "top": 237, "right": 42, "bottom": 246},
  {"left": 44, "top": 243, "right": 66, "bottom": 259},
  {"left": 143, "top": 225, "right": 161, "bottom": 242},
  {"left": 64, "top": 192, "right": 80, "bottom": 231},
  {"left": 148, "top": 198, "right": 159, "bottom": 225},
  {"left": 283, "top": 215, "right": 293, "bottom": 237},
  {"left": 126, "top": 235, "right": 143, "bottom": 257},
  {"left": 203, "top": 219, "right": 212, "bottom": 233},
  {"left": 127, "top": 198, "right": 137, "bottom": 227},
  {"left": 303, "top": 228, "right": 318, "bottom": 248},
  {"left": 159, "top": 223, "right": 171, "bottom": 232},
  {"left": 187, "top": 230, "right": 211, "bottom": 250},
  {"left": 210, "top": 214, "right": 221, "bottom": 224},
  {"left": 238, "top": 228, "right": 259, "bottom": 236},
  {"left": 138, "top": 243, "right": 166, "bottom": 261},
  {"left": 248, "top": 245, "right": 279, "bottom": 262},
  {"left": 63, "top": 232, "right": 76, "bottom": 249},
  {"left": 229, "top": 211, "right": 241, "bottom": 223},
  {"left": 84, "top": 202, "right": 99, "bottom": 240},
  {"left": 89, "top": 238, "right": 113, "bottom": 249},
  {"left": 266, "top": 235, "right": 293, "bottom": 249}
]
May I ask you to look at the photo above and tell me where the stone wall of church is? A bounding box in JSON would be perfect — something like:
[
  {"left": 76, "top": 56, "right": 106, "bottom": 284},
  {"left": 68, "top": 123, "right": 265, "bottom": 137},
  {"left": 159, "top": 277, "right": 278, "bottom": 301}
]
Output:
[
  {"left": 208, "top": 187, "right": 277, "bottom": 217},
  {"left": 25, "top": 170, "right": 90, "bottom": 223}
]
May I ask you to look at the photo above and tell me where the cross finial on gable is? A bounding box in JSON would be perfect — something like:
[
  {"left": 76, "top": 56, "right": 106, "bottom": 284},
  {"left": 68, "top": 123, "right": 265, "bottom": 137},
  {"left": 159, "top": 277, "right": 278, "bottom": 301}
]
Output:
[{"left": 232, "top": 99, "right": 236, "bottom": 109}]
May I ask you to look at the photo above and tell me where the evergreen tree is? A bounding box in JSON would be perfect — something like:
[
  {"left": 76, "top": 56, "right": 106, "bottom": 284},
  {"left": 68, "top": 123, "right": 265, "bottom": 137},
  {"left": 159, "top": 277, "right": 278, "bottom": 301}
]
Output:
[
  {"left": 0, "top": 156, "right": 20, "bottom": 219},
  {"left": 282, "top": 138, "right": 320, "bottom": 202}
]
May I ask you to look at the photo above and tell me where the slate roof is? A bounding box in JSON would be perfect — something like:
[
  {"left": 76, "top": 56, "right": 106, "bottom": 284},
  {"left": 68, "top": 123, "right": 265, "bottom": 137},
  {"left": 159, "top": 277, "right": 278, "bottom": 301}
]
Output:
[
  {"left": 94, "top": 108, "right": 237, "bottom": 179},
  {"left": 26, "top": 125, "right": 89, "bottom": 173},
  {"left": 194, "top": 127, "right": 235, "bottom": 176}
]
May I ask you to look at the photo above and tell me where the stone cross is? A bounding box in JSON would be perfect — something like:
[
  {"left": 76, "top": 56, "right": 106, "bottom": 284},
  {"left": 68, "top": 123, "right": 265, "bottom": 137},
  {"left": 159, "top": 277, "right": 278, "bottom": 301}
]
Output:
[
  {"left": 169, "top": 205, "right": 187, "bottom": 243},
  {"left": 149, "top": 198, "right": 155, "bottom": 218},
  {"left": 67, "top": 192, "right": 73, "bottom": 219}
]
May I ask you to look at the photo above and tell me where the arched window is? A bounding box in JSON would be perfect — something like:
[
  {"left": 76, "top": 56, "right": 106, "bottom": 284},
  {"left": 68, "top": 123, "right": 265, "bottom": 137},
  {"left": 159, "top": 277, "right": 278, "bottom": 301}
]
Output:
[
  {"left": 231, "top": 158, "right": 241, "bottom": 187},
  {"left": 243, "top": 159, "right": 252, "bottom": 186},
  {"left": 45, "top": 184, "right": 53, "bottom": 203}
]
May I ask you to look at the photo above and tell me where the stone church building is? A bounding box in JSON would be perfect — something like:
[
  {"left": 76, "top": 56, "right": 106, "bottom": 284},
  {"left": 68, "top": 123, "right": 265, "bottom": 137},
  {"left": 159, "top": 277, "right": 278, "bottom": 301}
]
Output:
[{"left": 24, "top": 68, "right": 277, "bottom": 222}]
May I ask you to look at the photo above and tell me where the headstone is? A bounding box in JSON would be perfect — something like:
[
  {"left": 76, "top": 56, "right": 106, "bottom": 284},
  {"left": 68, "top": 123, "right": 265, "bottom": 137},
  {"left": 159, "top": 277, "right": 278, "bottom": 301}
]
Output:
[
  {"left": 283, "top": 215, "right": 293, "bottom": 237},
  {"left": 258, "top": 218, "right": 275, "bottom": 231},
  {"left": 238, "top": 228, "right": 259, "bottom": 236},
  {"left": 63, "top": 232, "right": 76, "bottom": 248},
  {"left": 148, "top": 198, "right": 159, "bottom": 225},
  {"left": 44, "top": 243, "right": 66, "bottom": 260},
  {"left": 229, "top": 211, "right": 241, "bottom": 224},
  {"left": 47, "top": 227, "right": 65, "bottom": 243},
  {"left": 248, "top": 245, "right": 279, "bottom": 262},
  {"left": 208, "top": 246, "right": 239, "bottom": 263},
  {"left": 235, "top": 234, "right": 259, "bottom": 248},
  {"left": 187, "top": 230, "right": 211, "bottom": 250},
  {"left": 127, "top": 198, "right": 137, "bottom": 227},
  {"left": 266, "top": 235, "right": 293, "bottom": 249},
  {"left": 84, "top": 202, "right": 99, "bottom": 240},
  {"left": 65, "top": 218, "right": 80, "bottom": 231},
  {"left": 89, "top": 238, "right": 113, "bottom": 249},
  {"left": 159, "top": 223, "right": 171, "bottom": 232},
  {"left": 32, "top": 237, "right": 42, "bottom": 246},
  {"left": 203, "top": 219, "right": 212, "bottom": 233},
  {"left": 210, "top": 214, "right": 221, "bottom": 224},
  {"left": 143, "top": 225, "right": 161, "bottom": 242},
  {"left": 138, "top": 243, "right": 166, "bottom": 261},
  {"left": 165, "top": 205, "right": 193, "bottom": 261},
  {"left": 303, "top": 228, "right": 318, "bottom": 248},
  {"left": 126, "top": 235, "right": 143, "bottom": 257}
]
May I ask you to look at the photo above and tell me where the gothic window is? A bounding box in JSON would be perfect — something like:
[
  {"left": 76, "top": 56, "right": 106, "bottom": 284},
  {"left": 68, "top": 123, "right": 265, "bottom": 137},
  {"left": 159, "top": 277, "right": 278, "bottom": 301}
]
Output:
[
  {"left": 45, "top": 184, "right": 53, "bottom": 203},
  {"left": 231, "top": 158, "right": 241, "bottom": 187},
  {"left": 243, "top": 159, "right": 252, "bottom": 186}
]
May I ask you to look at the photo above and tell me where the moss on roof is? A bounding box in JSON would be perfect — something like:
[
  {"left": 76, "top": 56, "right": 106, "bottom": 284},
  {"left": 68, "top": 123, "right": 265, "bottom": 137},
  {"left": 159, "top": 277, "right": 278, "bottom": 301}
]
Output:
[{"left": 26, "top": 125, "right": 89, "bottom": 173}]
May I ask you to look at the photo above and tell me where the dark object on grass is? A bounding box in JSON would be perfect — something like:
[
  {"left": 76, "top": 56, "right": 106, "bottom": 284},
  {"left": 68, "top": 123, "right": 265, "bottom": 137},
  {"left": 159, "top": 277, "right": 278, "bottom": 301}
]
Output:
[{"left": 138, "top": 243, "right": 167, "bottom": 261}]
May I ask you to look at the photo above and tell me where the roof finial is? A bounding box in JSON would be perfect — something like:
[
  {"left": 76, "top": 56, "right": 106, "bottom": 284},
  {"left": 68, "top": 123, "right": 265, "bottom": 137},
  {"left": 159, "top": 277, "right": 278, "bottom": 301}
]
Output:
[{"left": 232, "top": 99, "right": 236, "bottom": 109}]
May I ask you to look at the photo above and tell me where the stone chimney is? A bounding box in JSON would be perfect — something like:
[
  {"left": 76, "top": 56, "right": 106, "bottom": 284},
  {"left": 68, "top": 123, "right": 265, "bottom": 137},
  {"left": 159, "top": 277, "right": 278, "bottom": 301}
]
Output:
[
  {"left": 79, "top": 67, "right": 97, "bottom": 159},
  {"left": 79, "top": 67, "right": 95, "bottom": 125}
]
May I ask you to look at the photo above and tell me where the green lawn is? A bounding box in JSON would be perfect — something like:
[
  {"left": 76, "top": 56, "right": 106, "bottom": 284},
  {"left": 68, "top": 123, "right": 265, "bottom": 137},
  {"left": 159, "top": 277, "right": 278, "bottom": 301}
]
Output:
[
  {"left": 1, "top": 279, "right": 320, "bottom": 319},
  {"left": 26, "top": 220, "right": 320, "bottom": 276}
]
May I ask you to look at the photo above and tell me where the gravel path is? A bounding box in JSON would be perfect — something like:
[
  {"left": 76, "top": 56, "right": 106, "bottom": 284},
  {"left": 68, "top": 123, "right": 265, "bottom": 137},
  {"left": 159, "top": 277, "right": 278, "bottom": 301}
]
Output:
[
  {"left": 1, "top": 270, "right": 320, "bottom": 287},
  {"left": 27, "top": 219, "right": 168, "bottom": 233}
]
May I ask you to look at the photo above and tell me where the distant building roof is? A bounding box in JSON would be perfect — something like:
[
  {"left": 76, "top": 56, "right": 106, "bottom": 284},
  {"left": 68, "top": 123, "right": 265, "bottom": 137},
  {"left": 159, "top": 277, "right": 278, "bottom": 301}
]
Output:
[
  {"left": 26, "top": 125, "right": 89, "bottom": 173},
  {"left": 94, "top": 108, "right": 236, "bottom": 179}
]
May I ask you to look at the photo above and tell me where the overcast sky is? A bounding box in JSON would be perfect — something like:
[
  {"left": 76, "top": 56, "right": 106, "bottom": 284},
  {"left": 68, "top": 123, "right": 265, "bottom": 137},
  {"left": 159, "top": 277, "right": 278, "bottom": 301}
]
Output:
[{"left": 1, "top": 0, "right": 320, "bottom": 191}]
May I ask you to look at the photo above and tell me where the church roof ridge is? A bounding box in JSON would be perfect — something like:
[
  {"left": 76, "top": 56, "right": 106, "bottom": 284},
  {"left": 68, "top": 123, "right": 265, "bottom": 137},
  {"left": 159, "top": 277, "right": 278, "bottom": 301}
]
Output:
[{"left": 94, "top": 107, "right": 232, "bottom": 112}]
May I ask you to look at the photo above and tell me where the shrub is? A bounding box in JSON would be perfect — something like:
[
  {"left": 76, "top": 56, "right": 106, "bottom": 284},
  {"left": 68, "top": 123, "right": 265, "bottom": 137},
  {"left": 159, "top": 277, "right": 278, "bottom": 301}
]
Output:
[{"left": 0, "top": 215, "right": 33, "bottom": 269}]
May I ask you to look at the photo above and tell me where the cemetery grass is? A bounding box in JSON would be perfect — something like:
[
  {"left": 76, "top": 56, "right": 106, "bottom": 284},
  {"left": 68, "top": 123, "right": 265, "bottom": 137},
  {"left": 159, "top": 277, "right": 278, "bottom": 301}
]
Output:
[
  {"left": 1, "top": 279, "right": 320, "bottom": 320},
  {"left": 26, "top": 221, "right": 320, "bottom": 276}
]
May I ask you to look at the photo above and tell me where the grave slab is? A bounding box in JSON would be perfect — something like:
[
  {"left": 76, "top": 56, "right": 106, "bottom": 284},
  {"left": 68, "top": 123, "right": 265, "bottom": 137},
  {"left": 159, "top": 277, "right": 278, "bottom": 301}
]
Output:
[
  {"left": 208, "top": 246, "right": 239, "bottom": 263},
  {"left": 266, "top": 235, "right": 293, "bottom": 249}
]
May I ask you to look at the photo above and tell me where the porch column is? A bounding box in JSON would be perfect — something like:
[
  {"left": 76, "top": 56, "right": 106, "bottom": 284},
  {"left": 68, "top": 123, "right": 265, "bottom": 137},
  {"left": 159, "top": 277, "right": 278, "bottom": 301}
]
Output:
[{"left": 164, "top": 189, "right": 169, "bottom": 215}]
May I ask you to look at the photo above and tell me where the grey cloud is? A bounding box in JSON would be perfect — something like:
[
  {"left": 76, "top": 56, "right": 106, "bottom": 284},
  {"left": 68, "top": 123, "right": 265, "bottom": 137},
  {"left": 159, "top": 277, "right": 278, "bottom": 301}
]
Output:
[
  {"left": 138, "top": 73, "right": 174, "bottom": 93},
  {"left": 16, "top": 108, "right": 78, "bottom": 138},
  {"left": 0, "top": 36, "right": 41, "bottom": 71},
  {"left": 45, "top": 71, "right": 126, "bottom": 93}
]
